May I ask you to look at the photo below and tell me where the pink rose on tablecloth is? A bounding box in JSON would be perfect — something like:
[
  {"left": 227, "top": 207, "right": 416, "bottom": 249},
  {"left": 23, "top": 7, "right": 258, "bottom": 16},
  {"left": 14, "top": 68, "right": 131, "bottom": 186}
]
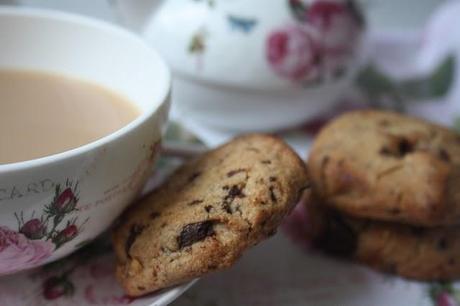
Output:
[
  {"left": 307, "top": 0, "right": 364, "bottom": 70},
  {"left": 437, "top": 292, "right": 460, "bottom": 306},
  {"left": 43, "top": 276, "right": 74, "bottom": 300},
  {"left": 0, "top": 226, "right": 54, "bottom": 275},
  {"left": 281, "top": 201, "right": 313, "bottom": 249},
  {"left": 266, "top": 25, "right": 319, "bottom": 81},
  {"left": 89, "top": 262, "right": 113, "bottom": 280},
  {"left": 84, "top": 285, "right": 134, "bottom": 305}
]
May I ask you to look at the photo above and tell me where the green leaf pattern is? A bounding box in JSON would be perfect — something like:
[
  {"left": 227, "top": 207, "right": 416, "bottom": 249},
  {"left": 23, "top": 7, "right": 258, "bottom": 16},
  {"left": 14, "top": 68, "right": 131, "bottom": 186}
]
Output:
[{"left": 355, "top": 55, "right": 456, "bottom": 110}]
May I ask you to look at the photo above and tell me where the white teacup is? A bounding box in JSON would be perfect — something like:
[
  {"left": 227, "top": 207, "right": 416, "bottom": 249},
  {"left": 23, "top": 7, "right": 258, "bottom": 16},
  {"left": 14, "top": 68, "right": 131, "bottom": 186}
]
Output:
[{"left": 0, "top": 7, "right": 170, "bottom": 275}]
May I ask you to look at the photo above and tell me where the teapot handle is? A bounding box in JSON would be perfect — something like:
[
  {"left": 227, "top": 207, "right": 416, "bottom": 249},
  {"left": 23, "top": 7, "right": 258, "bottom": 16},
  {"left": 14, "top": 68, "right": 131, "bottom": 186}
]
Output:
[{"left": 110, "top": 0, "right": 163, "bottom": 32}]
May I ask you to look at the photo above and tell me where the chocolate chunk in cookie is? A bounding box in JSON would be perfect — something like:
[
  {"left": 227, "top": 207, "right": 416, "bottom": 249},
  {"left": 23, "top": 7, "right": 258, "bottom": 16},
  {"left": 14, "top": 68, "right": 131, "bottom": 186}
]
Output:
[{"left": 177, "top": 221, "right": 215, "bottom": 249}]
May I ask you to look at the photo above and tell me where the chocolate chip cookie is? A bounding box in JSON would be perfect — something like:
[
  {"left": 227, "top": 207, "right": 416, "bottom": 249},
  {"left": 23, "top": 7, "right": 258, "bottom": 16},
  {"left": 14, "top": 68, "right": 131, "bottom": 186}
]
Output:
[
  {"left": 309, "top": 201, "right": 460, "bottom": 280},
  {"left": 112, "top": 134, "right": 309, "bottom": 296},
  {"left": 308, "top": 110, "right": 460, "bottom": 227}
]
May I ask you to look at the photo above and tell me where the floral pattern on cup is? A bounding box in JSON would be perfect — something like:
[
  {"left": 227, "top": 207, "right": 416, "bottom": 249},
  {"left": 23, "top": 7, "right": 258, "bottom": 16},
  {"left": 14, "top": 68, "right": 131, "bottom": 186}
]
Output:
[
  {"left": 0, "top": 154, "right": 192, "bottom": 306},
  {"left": 266, "top": 0, "right": 364, "bottom": 83},
  {"left": 188, "top": 28, "right": 209, "bottom": 70},
  {"left": 266, "top": 25, "right": 320, "bottom": 81},
  {"left": 309, "top": 0, "right": 363, "bottom": 72},
  {"left": 0, "top": 180, "right": 89, "bottom": 275},
  {"left": 227, "top": 15, "right": 258, "bottom": 33},
  {"left": 0, "top": 226, "right": 54, "bottom": 275}
]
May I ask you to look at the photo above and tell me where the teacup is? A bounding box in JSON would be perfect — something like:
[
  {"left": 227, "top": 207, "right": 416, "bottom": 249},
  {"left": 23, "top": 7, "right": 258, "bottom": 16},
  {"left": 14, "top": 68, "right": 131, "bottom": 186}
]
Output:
[{"left": 0, "top": 7, "right": 170, "bottom": 275}]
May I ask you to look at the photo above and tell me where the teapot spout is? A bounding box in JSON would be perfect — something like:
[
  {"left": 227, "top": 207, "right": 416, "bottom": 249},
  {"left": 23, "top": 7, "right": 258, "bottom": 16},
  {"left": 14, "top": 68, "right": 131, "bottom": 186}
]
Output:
[{"left": 114, "top": 0, "right": 164, "bottom": 32}]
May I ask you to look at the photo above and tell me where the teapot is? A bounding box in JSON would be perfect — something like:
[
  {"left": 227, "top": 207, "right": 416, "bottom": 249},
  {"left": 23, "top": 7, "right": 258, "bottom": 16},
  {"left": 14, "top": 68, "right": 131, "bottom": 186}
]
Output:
[{"left": 113, "top": 0, "right": 366, "bottom": 132}]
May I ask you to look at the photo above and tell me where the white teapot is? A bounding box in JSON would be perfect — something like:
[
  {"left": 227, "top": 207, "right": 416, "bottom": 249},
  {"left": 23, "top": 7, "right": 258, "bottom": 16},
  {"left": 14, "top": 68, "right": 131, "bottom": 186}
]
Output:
[{"left": 114, "top": 0, "right": 366, "bottom": 131}]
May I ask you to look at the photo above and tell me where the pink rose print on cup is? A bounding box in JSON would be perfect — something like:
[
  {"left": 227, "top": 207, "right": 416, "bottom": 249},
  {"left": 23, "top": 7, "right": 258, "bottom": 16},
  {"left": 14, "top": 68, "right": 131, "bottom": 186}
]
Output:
[
  {"left": 0, "top": 179, "right": 89, "bottom": 275},
  {"left": 47, "top": 185, "right": 78, "bottom": 215},
  {"left": 307, "top": 0, "right": 364, "bottom": 69},
  {"left": 266, "top": 25, "right": 319, "bottom": 81},
  {"left": 0, "top": 226, "right": 54, "bottom": 275},
  {"left": 19, "top": 218, "right": 47, "bottom": 240},
  {"left": 52, "top": 224, "right": 78, "bottom": 248},
  {"left": 288, "top": 0, "right": 309, "bottom": 22},
  {"left": 267, "top": 0, "right": 364, "bottom": 82}
]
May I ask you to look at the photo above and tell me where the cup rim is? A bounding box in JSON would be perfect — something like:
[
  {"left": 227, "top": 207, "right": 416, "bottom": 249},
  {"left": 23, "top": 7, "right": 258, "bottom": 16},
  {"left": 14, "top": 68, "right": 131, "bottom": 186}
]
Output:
[{"left": 0, "top": 7, "right": 171, "bottom": 173}]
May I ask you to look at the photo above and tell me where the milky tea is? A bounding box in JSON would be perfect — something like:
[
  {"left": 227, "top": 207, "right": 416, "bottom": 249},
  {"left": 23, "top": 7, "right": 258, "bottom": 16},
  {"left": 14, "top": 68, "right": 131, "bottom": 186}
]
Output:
[{"left": 0, "top": 70, "right": 140, "bottom": 164}]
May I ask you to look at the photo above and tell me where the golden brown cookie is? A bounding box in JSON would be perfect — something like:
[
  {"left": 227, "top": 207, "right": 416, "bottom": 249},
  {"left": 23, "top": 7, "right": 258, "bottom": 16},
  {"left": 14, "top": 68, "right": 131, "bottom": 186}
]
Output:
[
  {"left": 308, "top": 110, "right": 460, "bottom": 227},
  {"left": 309, "top": 202, "right": 460, "bottom": 281},
  {"left": 112, "top": 134, "right": 309, "bottom": 296}
]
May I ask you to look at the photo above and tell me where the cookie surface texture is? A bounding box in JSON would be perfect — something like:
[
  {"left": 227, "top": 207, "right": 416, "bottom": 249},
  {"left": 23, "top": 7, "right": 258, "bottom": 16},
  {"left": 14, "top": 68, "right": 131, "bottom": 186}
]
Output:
[{"left": 308, "top": 110, "right": 460, "bottom": 226}]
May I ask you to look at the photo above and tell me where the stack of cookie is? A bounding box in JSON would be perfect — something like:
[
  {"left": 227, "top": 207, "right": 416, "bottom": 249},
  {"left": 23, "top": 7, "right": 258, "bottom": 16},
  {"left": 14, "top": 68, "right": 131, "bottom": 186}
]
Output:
[{"left": 307, "top": 110, "right": 460, "bottom": 280}]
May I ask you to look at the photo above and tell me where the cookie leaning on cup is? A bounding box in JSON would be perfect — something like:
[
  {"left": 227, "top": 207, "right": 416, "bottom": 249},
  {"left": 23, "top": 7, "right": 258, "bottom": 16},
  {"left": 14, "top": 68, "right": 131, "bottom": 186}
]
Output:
[
  {"left": 112, "top": 134, "right": 309, "bottom": 296},
  {"left": 308, "top": 110, "right": 460, "bottom": 227}
]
